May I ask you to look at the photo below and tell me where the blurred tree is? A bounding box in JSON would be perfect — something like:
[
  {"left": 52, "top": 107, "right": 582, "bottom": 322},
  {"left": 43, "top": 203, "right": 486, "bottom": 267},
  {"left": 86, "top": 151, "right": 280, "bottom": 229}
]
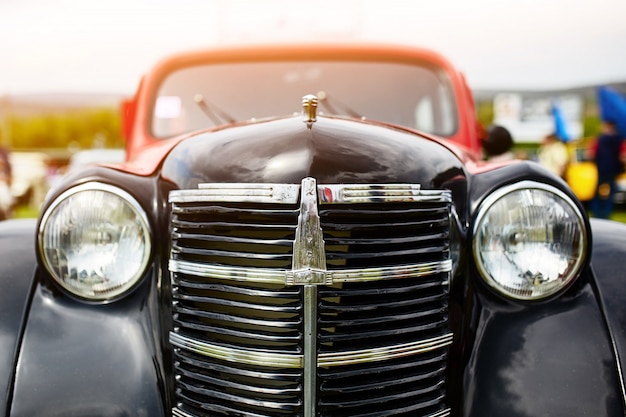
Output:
[
  {"left": 475, "top": 100, "right": 494, "bottom": 128},
  {"left": 582, "top": 98, "right": 602, "bottom": 139},
  {"left": 3, "top": 107, "right": 123, "bottom": 150}
]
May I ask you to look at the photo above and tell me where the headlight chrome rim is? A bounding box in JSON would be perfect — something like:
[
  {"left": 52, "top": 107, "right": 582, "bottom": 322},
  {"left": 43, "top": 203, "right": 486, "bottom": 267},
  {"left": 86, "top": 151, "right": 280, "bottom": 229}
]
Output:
[
  {"left": 38, "top": 182, "right": 152, "bottom": 302},
  {"left": 472, "top": 180, "right": 588, "bottom": 301}
]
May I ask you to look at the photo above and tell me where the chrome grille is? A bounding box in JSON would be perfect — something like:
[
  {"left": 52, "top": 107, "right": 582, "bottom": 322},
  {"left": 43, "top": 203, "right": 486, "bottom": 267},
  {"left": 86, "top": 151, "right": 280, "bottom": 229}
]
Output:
[
  {"left": 321, "top": 203, "right": 450, "bottom": 268},
  {"left": 169, "top": 179, "right": 452, "bottom": 417},
  {"left": 171, "top": 201, "right": 298, "bottom": 269}
]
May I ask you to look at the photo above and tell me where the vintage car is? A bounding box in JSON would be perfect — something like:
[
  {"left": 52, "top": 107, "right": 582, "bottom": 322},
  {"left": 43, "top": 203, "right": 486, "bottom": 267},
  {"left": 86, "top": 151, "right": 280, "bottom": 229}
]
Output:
[{"left": 2, "top": 43, "right": 626, "bottom": 417}]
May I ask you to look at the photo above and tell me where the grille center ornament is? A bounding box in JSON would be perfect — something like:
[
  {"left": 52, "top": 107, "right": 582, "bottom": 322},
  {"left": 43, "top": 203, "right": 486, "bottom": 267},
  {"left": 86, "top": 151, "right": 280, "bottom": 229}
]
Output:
[{"left": 291, "top": 177, "right": 329, "bottom": 285}]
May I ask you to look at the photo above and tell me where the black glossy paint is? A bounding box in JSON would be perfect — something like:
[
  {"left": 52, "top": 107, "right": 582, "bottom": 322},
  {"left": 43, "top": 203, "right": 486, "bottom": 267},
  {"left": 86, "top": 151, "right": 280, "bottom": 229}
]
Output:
[
  {"left": 10, "top": 269, "right": 166, "bottom": 417},
  {"left": 0, "top": 220, "right": 37, "bottom": 416},
  {"left": 589, "top": 218, "right": 626, "bottom": 402},
  {"left": 161, "top": 115, "right": 466, "bottom": 188},
  {"left": 460, "top": 275, "right": 623, "bottom": 416}
]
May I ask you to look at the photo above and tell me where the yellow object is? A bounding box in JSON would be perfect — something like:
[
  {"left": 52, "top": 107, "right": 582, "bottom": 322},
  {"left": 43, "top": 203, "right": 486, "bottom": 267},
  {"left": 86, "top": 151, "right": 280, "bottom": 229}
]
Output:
[{"left": 565, "top": 161, "right": 598, "bottom": 202}]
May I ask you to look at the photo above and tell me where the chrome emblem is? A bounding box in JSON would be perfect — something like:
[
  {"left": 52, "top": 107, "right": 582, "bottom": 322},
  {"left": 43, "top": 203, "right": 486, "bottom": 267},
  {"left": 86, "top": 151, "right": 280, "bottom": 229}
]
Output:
[{"left": 290, "top": 177, "right": 329, "bottom": 285}]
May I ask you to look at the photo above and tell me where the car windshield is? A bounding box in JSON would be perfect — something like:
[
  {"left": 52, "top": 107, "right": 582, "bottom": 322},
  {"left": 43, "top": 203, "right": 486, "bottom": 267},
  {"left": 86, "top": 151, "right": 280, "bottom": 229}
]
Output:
[{"left": 151, "top": 61, "right": 458, "bottom": 139}]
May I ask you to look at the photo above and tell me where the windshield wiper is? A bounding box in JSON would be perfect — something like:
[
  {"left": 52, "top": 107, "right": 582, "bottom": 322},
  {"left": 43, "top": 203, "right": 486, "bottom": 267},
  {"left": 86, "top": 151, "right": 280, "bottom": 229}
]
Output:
[
  {"left": 194, "top": 94, "right": 236, "bottom": 125},
  {"left": 317, "top": 91, "right": 363, "bottom": 119}
]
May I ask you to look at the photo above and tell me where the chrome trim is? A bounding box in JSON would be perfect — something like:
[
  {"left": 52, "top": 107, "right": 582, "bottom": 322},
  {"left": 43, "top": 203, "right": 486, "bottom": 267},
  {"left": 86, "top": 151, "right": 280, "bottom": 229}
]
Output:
[
  {"left": 169, "top": 332, "right": 452, "bottom": 369},
  {"left": 38, "top": 181, "right": 152, "bottom": 302},
  {"left": 296, "top": 178, "right": 322, "bottom": 416},
  {"left": 302, "top": 94, "right": 318, "bottom": 124},
  {"left": 172, "top": 404, "right": 451, "bottom": 416},
  {"left": 428, "top": 409, "right": 451, "bottom": 417},
  {"left": 303, "top": 286, "right": 317, "bottom": 417},
  {"left": 330, "top": 260, "right": 452, "bottom": 283},
  {"left": 170, "top": 332, "right": 303, "bottom": 368},
  {"left": 472, "top": 180, "right": 588, "bottom": 300},
  {"left": 171, "top": 180, "right": 452, "bottom": 205},
  {"left": 473, "top": 180, "right": 587, "bottom": 245},
  {"left": 170, "top": 259, "right": 451, "bottom": 286},
  {"left": 172, "top": 408, "right": 196, "bottom": 417},
  {"left": 170, "top": 183, "right": 300, "bottom": 204},
  {"left": 169, "top": 259, "right": 287, "bottom": 284},
  {"left": 293, "top": 177, "right": 327, "bottom": 283},
  {"left": 40, "top": 182, "right": 152, "bottom": 261},
  {"left": 288, "top": 267, "right": 333, "bottom": 285},
  {"left": 318, "top": 333, "right": 453, "bottom": 367},
  {"left": 319, "top": 183, "right": 451, "bottom": 203}
]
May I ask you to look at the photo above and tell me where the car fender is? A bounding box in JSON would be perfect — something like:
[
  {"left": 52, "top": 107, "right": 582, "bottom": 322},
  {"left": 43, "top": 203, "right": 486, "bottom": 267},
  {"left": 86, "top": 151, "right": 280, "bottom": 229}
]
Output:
[
  {"left": 461, "top": 272, "right": 624, "bottom": 416},
  {"left": 460, "top": 199, "right": 624, "bottom": 416},
  {"left": 8, "top": 266, "right": 169, "bottom": 417},
  {"left": 0, "top": 219, "right": 38, "bottom": 416},
  {"left": 589, "top": 218, "right": 626, "bottom": 402}
]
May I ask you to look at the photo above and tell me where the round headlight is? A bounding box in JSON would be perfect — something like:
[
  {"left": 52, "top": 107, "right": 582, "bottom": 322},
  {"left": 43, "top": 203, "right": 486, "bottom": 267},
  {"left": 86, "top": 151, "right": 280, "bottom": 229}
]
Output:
[
  {"left": 39, "top": 182, "right": 151, "bottom": 301},
  {"left": 473, "top": 181, "right": 587, "bottom": 301}
]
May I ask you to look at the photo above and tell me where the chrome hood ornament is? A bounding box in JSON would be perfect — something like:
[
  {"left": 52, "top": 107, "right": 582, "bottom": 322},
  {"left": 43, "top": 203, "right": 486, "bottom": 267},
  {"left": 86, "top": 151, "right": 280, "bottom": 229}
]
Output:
[{"left": 302, "top": 94, "right": 318, "bottom": 125}]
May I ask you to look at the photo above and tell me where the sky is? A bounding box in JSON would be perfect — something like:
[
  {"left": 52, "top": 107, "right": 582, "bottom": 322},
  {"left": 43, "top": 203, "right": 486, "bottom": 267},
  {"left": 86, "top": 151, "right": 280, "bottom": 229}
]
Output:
[{"left": 1, "top": 0, "right": 625, "bottom": 97}]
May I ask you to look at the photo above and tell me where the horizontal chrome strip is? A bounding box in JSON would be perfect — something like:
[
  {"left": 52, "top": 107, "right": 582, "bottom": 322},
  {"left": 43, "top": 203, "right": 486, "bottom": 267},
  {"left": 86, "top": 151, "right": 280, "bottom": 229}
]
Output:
[
  {"left": 170, "top": 259, "right": 451, "bottom": 286},
  {"left": 173, "top": 404, "right": 450, "bottom": 417},
  {"left": 171, "top": 331, "right": 452, "bottom": 369},
  {"left": 428, "top": 409, "right": 451, "bottom": 417},
  {"left": 330, "top": 260, "right": 452, "bottom": 283},
  {"left": 170, "top": 183, "right": 301, "bottom": 204},
  {"left": 319, "top": 184, "right": 451, "bottom": 204},
  {"left": 172, "top": 408, "right": 196, "bottom": 417},
  {"left": 318, "top": 333, "right": 453, "bottom": 367},
  {"left": 170, "top": 332, "right": 303, "bottom": 368},
  {"left": 170, "top": 259, "right": 287, "bottom": 284},
  {"left": 169, "top": 180, "right": 451, "bottom": 205}
]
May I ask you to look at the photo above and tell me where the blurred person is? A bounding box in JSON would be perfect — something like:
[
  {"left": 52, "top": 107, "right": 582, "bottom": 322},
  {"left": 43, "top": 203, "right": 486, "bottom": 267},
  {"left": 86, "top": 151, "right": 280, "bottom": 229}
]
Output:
[
  {"left": 0, "top": 146, "right": 13, "bottom": 220},
  {"left": 589, "top": 120, "right": 626, "bottom": 219},
  {"left": 537, "top": 132, "right": 569, "bottom": 178},
  {"left": 482, "top": 124, "right": 515, "bottom": 162}
]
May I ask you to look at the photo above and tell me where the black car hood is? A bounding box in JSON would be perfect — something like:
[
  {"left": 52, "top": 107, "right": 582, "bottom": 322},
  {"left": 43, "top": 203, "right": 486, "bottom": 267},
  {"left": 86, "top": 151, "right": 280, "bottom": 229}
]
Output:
[{"left": 161, "top": 115, "right": 466, "bottom": 191}]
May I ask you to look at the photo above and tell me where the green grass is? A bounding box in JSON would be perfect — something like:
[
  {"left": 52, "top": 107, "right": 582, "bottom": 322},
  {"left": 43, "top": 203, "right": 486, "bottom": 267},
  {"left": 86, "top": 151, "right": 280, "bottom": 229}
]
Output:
[
  {"left": 609, "top": 209, "right": 626, "bottom": 223},
  {"left": 13, "top": 205, "right": 40, "bottom": 219}
]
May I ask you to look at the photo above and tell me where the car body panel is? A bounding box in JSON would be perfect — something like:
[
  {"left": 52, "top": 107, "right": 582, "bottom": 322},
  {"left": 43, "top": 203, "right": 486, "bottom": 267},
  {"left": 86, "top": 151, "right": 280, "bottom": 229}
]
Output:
[
  {"left": 161, "top": 116, "right": 467, "bottom": 186},
  {"left": 589, "top": 218, "right": 626, "bottom": 397},
  {"left": 460, "top": 274, "right": 623, "bottom": 416},
  {"left": 5, "top": 162, "right": 626, "bottom": 417},
  {"left": 0, "top": 220, "right": 37, "bottom": 416},
  {"left": 9, "top": 271, "right": 167, "bottom": 417},
  {"left": 453, "top": 162, "right": 623, "bottom": 416}
]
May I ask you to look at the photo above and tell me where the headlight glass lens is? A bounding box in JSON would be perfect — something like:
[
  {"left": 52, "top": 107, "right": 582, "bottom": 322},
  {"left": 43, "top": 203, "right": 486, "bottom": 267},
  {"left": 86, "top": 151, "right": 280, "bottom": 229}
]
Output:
[
  {"left": 473, "top": 181, "right": 587, "bottom": 300},
  {"left": 39, "top": 183, "right": 151, "bottom": 301}
]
